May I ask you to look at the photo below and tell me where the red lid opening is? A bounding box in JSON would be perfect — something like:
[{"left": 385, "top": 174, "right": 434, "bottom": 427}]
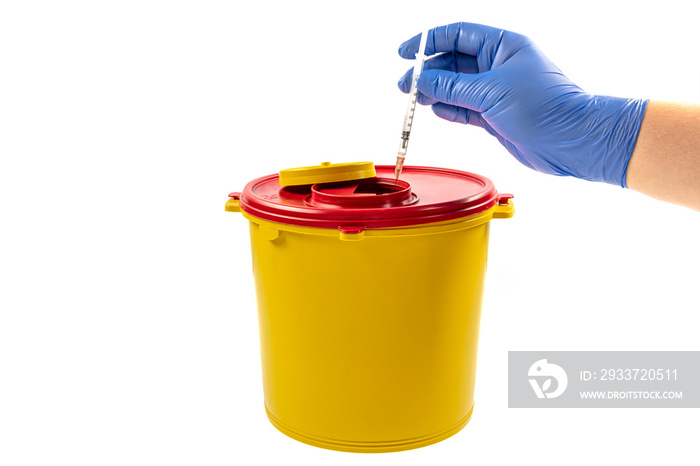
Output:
[{"left": 307, "top": 178, "right": 418, "bottom": 209}]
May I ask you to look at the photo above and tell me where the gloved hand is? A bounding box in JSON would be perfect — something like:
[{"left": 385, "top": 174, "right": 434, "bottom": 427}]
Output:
[{"left": 398, "top": 22, "right": 648, "bottom": 187}]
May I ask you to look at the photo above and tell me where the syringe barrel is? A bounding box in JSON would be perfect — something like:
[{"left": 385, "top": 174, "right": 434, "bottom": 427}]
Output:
[{"left": 396, "top": 29, "right": 430, "bottom": 159}]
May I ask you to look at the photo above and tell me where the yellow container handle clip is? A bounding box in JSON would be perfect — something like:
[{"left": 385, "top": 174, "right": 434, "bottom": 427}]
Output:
[
  {"left": 493, "top": 194, "right": 515, "bottom": 219},
  {"left": 225, "top": 192, "right": 241, "bottom": 213}
]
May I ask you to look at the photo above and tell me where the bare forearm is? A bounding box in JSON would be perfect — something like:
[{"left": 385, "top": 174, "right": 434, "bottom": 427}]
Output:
[{"left": 626, "top": 101, "right": 700, "bottom": 210}]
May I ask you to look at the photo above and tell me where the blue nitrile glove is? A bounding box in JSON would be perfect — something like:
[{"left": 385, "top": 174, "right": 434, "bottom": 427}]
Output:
[{"left": 398, "top": 22, "right": 648, "bottom": 187}]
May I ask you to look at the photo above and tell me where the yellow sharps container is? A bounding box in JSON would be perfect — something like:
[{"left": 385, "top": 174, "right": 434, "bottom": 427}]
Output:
[{"left": 226, "top": 162, "right": 514, "bottom": 453}]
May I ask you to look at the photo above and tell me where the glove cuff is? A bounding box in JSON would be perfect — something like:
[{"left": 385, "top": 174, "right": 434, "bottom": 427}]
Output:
[{"left": 598, "top": 96, "right": 649, "bottom": 188}]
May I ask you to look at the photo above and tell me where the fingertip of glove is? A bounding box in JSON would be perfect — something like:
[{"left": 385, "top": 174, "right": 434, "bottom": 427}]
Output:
[
  {"left": 397, "top": 72, "right": 411, "bottom": 93},
  {"left": 398, "top": 38, "right": 418, "bottom": 59}
]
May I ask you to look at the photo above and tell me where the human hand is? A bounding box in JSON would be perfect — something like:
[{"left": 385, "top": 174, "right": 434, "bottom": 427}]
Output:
[{"left": 398, "top": 22, "right": 648, "bottom": 187}]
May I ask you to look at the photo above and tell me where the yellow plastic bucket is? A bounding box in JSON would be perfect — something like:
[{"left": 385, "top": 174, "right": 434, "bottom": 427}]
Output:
[{"left": 226, "top": 163, "right": 514, "bottom": 453}]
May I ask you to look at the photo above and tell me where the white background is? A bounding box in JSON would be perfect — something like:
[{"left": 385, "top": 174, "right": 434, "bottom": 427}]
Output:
[{"left": 1, "top": 1, "right": 699, "bottom": 465}]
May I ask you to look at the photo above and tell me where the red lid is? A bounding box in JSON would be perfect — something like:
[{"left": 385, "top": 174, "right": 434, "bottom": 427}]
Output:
[{"left": 237, "top": 165, "right": 507, "bottom": 229}]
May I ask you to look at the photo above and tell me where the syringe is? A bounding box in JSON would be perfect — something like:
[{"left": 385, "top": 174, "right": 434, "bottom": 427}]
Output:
[{"left": 395, "top": 29, "right": 430, "bottom": 182}]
